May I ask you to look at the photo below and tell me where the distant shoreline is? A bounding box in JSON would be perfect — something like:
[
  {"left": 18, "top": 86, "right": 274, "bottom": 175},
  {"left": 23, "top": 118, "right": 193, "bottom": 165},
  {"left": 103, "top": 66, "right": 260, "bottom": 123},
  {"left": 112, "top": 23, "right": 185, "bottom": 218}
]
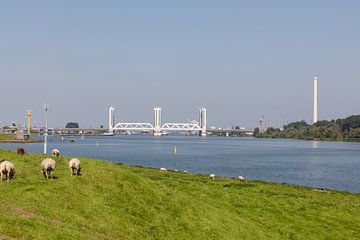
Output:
[
  {"left": 255, "top": 135, "right": 360, "bottom": 143},
  {"left": 0, "top": 139, "right": 43, "bottom": 143}
]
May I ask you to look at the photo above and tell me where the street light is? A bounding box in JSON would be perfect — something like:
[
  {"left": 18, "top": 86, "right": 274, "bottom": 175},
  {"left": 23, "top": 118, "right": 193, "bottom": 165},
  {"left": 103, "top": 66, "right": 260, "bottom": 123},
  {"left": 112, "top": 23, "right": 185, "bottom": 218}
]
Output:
[{"left": 43, "top": 103, "right": 49, "bottom": 154}]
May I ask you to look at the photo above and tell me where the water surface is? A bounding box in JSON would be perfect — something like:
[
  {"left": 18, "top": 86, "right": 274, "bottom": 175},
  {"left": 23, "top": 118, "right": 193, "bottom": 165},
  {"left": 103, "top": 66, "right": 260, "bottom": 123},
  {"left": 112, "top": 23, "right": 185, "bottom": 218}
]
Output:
[{"left": 1, "top": 135, "right": 359, "bottom": 193}]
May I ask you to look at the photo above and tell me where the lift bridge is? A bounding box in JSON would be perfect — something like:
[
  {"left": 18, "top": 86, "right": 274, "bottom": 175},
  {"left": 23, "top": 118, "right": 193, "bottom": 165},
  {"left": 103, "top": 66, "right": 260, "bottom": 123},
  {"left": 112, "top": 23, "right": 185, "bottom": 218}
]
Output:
[{"left": 108, "top": 106, "right": 207, "bottom": 137}]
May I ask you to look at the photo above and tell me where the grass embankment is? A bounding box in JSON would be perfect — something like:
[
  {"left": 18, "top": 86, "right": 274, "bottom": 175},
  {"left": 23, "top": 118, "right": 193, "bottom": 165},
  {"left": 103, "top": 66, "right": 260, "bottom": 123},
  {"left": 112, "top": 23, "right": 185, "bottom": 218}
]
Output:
[
  {"left": 0, "top": 149, "right": 359, "bottom": 240},
  {"left": 0, "top": 133, "right": 41, "bottom": 143}
]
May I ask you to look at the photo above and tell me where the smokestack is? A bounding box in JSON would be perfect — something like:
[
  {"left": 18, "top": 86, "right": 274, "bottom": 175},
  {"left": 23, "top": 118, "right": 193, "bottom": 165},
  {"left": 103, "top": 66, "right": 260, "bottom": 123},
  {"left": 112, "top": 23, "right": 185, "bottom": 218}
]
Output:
[{"left": 313, "top": 77, "right": 318, "bottom": 123}]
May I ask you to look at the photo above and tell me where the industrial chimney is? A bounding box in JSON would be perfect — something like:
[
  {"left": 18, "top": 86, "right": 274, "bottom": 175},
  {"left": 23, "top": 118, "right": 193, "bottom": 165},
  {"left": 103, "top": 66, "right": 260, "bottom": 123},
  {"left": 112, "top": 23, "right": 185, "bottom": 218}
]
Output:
[{"left": 313, "top": 77, "right": 318, "bottom": 124}]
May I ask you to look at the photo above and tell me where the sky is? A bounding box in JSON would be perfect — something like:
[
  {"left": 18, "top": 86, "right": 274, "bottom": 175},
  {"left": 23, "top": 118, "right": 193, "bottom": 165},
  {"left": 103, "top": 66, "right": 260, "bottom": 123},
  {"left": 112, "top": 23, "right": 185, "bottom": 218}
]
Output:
[{"left": 0, "top": 1, "right": 359, "bottom": 128}]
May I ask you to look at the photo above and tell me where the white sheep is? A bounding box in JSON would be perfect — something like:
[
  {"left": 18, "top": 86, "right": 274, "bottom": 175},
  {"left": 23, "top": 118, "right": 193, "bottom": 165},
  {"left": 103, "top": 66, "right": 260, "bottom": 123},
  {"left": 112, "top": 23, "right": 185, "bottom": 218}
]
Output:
[
  {"left": 238, "top": 176, "right": 245, "bottom": 182},
  {"left": 41, "top": 158, "right": 56, "bottom": 179},
  {"left": 0, "top": 160, "right": 15, "bottom": 182},
  {"left": 52, "top": 149, "right": 60, "bottom": 157},
  {"left": 209, "top": 173, "right": 215, "bottom": 180},
  {"left": 160, "top": 167, "right": 167, "bottom": 172},
  {"left": 69, "top": 158, "right": 81, "bottom": 176}
]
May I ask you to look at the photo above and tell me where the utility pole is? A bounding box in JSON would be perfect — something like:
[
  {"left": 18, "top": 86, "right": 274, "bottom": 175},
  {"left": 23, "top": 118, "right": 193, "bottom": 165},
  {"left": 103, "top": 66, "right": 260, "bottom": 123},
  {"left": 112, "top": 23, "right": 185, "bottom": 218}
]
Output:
[{"left": 43, "top": 104, "right": 49, "bottom": 154}]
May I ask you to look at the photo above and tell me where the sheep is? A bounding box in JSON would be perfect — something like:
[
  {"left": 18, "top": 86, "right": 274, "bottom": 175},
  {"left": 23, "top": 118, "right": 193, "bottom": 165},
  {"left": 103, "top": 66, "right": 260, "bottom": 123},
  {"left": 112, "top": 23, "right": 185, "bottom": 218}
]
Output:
[
  {"left": 0, "top": 160, "right": 15, "bottom": 182},
  {"left": 17, "top": 147, "right": 25, "bottom": 155},
  {"left": 69, "top": 158, "right": 81, "bottom": 176},
  {"left": 52, "top": 149, "right": 60, "bottom": 157},
  {"left": 209, "top": 174, "right": 215, "bottom": 180},
  {"left": 160, "top": 167, "right": 167, "bottom": 172},
  {"left": 41, "top": 158, "right": 56, "bottom": 179},
  {"left": 238, "top": 176, "right": 245, "bottom": 182}
]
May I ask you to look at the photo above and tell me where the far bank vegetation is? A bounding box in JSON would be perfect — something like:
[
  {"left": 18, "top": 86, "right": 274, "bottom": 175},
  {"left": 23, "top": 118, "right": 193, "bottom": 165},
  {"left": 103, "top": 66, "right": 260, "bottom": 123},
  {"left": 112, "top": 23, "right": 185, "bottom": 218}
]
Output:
[{"left": 255, "top": 115, "right": 360, "bottom": 142}]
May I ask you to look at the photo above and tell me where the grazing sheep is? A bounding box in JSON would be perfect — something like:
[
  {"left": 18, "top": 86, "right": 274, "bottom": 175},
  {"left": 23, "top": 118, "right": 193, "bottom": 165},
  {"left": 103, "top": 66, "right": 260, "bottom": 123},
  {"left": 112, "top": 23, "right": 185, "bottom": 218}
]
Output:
[
  {"left": 160, "top": 167, "right": 167, "bottom": 172},
  {"left": 52, "top": 149, "right": 60, "bottom": 157},
  {"left": 0, "top": 160, "right": 15, "bottom": 182},
  {"left": 17, "top": 147, "right": 25, "bottom": 155},
  {"left": 209, "top": 174, "right": 215, "bottom": 180},
  {"left": 69, "top": 158, "right": 81, "bottom": 176},
  {"left": 41, "top": 158, "right": 56, "bottom": 179},
  {"left": 238, "top": 176, "right": 245, "bottom": 182}
]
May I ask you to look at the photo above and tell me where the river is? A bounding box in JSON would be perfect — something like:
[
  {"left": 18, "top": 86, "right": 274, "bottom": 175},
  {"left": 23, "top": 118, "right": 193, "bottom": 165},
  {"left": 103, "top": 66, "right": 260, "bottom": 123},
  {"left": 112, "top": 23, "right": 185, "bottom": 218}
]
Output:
[{"left": 1, "top": 135, "right": 359, "bottom": 193}]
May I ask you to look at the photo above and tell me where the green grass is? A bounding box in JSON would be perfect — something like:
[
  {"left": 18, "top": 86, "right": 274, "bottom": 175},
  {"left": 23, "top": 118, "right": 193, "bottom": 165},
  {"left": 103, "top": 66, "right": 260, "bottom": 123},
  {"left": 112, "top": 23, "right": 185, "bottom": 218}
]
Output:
[
  {"left": 0, "top": 133, "right": 41, "bottom": 143},
  {"left": 0, "top": 134, "right": 14, "bottom": 141},
  {"left": 0, "top": 149, "right": 359, "bottom": 240}
]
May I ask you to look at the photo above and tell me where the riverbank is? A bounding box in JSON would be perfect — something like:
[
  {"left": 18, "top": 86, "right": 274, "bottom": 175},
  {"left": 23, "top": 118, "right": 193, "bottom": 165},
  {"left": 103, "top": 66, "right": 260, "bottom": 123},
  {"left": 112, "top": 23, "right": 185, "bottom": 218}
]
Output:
[
  {"left": 0, "top": 133, "right": 42, "bottom": 143},
  {"left": 0, "top": 149, "right": 359, "bottom": 239},
  {"left": 254, "top": 115, "right": 360, "bottom": 142}
]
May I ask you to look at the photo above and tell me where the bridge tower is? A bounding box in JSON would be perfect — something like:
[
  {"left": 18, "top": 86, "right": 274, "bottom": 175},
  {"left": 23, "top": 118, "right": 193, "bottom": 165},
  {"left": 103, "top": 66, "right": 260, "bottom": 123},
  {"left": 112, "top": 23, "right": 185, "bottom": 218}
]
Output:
[
  {"left": 154, "top": 107, "right": 162, "bottom": 136},
  {"left": 199, "top": 107, "right": 207, "bottom": 137},
  {"left": 108, "top": 106, "right": 115, "bottom": 133}
]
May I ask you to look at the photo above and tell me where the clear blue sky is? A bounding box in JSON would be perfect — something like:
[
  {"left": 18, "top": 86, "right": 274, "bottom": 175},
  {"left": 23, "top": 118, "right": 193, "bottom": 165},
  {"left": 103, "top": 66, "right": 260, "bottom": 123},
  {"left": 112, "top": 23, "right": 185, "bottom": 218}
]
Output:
[{"left": 0, "top": 1, "right": 359, "bottom": 128}]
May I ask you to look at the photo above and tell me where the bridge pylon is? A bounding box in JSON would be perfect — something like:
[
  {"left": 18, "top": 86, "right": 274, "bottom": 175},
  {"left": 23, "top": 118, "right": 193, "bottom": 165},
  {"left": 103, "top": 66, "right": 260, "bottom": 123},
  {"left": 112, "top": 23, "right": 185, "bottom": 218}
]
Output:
[
  {"left": 199, "top": 107, "right": 207, "bottom": 137},
  {"left": 153, "top": 107, "right": 162, "bottom": 136},
  {"left": 108, "top": 106, "right": 115, "bottom": 133}
]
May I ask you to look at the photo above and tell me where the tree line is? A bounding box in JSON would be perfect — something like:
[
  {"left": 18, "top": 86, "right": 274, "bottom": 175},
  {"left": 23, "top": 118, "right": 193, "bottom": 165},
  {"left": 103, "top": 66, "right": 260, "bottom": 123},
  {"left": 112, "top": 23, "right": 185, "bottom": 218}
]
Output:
[{"left": 254, "top": 115, "right": 360, "bottom": 142}]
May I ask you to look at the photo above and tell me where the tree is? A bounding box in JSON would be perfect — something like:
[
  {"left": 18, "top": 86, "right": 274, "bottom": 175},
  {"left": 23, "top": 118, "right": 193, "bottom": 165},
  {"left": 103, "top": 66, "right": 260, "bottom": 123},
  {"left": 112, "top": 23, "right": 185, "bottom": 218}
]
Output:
[
  {"left": 341, "top": 115, "right": 360, "bottom": 131},
  {"left": 66, "top": 122, "right": 79, "bottom": 128},
  {"left": 253, "top": 127, "right": 260, "bottom": 136}
]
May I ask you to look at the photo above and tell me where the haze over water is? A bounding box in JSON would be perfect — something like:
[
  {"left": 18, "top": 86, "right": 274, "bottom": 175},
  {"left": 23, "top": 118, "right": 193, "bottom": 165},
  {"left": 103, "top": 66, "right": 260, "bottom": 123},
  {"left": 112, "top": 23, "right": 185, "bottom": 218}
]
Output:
[{"left": 2, "top": 136, "right": 359, "bottom": 193}]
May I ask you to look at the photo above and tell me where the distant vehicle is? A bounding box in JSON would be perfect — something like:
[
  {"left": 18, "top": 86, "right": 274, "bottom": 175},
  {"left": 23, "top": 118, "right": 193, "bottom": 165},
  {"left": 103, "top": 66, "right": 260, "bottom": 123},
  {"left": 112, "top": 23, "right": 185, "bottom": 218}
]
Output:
[{"left": 70, "top": 136, "right": 75, "bottom": 143}]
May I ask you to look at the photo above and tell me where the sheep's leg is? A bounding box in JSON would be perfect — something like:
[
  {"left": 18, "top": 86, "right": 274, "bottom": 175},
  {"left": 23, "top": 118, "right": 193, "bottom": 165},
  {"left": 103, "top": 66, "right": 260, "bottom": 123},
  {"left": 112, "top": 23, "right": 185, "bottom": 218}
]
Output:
[
  {"left": 7, "top": 173, "right": 10, "bottom": 181},
  {"left": 45, "top": 171, "right": 49, "bottom": 179}
]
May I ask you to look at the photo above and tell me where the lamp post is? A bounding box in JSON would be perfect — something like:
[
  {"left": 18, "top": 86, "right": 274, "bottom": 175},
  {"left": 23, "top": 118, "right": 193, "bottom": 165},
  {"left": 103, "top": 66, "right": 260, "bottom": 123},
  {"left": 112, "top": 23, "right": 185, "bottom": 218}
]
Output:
[{"left": 43, "top": 104, "right": 49, "bottom": 154}]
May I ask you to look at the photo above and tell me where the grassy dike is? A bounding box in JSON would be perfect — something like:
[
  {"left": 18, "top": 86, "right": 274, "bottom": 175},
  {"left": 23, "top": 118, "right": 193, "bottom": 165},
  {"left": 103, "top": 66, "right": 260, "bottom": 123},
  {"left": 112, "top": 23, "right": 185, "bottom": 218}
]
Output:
[{"left": 0, "top": 149, "right": 359, "bottom": 240}]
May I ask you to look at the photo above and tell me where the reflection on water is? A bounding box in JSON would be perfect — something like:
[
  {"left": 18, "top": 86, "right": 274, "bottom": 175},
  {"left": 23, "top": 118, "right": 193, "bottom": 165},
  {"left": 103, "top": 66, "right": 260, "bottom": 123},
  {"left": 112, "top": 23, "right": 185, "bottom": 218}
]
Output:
[
  {"left": 312, "top": 141, "right": 320, "bottom": 149},
  {"left": 1, "top": 135, "right": 360, "bottom": 193}
]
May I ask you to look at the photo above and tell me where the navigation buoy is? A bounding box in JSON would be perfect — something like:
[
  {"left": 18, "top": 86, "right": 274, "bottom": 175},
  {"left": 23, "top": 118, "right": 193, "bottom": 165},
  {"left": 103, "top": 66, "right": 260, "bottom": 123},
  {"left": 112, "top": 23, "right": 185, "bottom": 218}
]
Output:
[
  {"left": 173, "top": 146, "right": 177, "bottom": 154},
  {"left": 96, "top": 141, "right": 99, "bottom": 147}
]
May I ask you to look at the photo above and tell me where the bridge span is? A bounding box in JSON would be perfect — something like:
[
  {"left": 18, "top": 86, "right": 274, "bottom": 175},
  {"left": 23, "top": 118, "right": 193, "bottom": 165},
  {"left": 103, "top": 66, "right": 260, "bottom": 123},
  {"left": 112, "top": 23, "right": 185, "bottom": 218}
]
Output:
[
  {"left": 109, "top": 106, "right": 207, "bottom": 136},
  {"left": 52, "top": 106, "right": 254, "bottom": 137}
]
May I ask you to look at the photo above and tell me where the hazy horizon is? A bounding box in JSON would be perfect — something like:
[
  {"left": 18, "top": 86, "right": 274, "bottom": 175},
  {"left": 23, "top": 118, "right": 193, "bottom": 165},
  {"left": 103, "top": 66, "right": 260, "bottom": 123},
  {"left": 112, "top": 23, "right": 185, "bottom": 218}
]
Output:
[{"left": 1, "top": 1, "right": 359, "bottom": 128}]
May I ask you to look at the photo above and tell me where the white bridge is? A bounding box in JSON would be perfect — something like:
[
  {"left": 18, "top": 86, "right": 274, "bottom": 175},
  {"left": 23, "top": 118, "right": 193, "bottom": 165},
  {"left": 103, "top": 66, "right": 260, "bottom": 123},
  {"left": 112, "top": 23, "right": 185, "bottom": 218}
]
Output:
[{"left": 108, "top": 106, "right": 207, "bottom": 136}]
